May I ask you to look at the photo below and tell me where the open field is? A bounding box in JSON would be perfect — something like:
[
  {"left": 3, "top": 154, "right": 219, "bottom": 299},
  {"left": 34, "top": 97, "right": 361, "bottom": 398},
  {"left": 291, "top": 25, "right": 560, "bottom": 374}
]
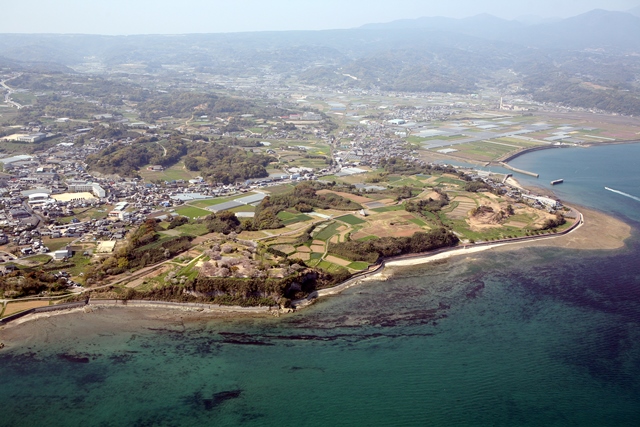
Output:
[
  {"left": 190, "top": 192, "right": 257, "bottom": 208},
  {"left": 336, "top": 214, "right": 366, "bottom": 225},
  {"left": 449, "top": 197, "right": 477, "bottom": 219},
  {"left": 314, "top": 222, "right": 344, "bottom": 241},
  {"left": 277, "top": 211, "right": 312, "bottom": 225},
  {"left": 316, "top": 189, "right": 373, "bottom": 204},
  {"left": 175, "top": 206, "right": 211, "bottom": 219},
  {"left": 172, "top": 223, "right": 209, "bottom": 237},
  {"left": 2, "top": 300, "right": 50, "bottom": 317},
  {"left": 138, "top": 162, "right": 198, "bottom": 182},
  {"left": 266, "top": 184, "right": 294, "bottom": 195}
]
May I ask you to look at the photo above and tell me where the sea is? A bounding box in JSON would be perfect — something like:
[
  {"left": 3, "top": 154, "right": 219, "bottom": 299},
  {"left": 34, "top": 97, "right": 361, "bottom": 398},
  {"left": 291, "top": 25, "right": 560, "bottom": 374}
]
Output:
[{"left": 2, "top": 143, "right": 640, "bottom": 426}]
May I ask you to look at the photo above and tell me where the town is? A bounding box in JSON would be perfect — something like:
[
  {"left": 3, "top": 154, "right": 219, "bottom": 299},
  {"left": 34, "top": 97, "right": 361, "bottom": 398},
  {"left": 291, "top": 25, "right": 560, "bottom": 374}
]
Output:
[{"left": 0, "top": 63, "right": 634, "bottom": 310}]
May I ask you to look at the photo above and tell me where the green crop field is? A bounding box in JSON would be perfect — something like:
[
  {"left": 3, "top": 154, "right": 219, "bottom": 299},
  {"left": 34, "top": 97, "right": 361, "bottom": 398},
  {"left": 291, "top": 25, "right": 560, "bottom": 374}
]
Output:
[
  {"left": 371, "top": 205, "right": 405, "bottom": 213},
  {"left": 175, "top": 206, "right": 210, "bottom": 219},
  {"left": 278, "top": 210, "right": 312, "bottom": 225},
  {"left": 409, "top": 217, "right": 427, "bottom": 227},
  {"left": 173, "top": 223, "right": 209, "bottom": 237},
  {"left": 348, "top": 261, "right": 370, "bottom": 270},
  {"left": 356, "top": 235, "right": 379, "bottom": 241},
  {"left": 267, "top": 184, "right": 294, "bottom": 195},
  {"left": 336, "top": 214, "right": 366, "bottom": 225},
  {"left": 314, "top": 222, "right": 342, "bottom": 241},
  {"left": 139, "top": 162, "right": 198, "bottom": 182},
  {"left": 316, "top": 260, "right": 345, "bottom": 273}
]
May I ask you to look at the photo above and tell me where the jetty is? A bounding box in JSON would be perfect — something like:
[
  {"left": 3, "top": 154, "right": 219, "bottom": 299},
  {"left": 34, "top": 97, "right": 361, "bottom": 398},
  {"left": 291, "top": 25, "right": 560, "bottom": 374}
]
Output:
[{"left": 499, "top": 162, "right": 539, "bottom": 178}]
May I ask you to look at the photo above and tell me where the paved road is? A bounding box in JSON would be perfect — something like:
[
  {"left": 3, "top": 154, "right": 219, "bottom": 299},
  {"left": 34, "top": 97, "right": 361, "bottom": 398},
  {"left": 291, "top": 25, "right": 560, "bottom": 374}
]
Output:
[{"left": 1, "top": 74, "right": 24, "bottom": 109}]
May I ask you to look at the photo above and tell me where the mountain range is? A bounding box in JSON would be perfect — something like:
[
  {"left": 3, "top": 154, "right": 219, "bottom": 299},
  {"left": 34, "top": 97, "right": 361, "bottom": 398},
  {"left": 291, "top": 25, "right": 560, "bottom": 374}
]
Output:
[
  {"left": 1, "top": 8, "right": 640, "bottom": 115},
  {"left": 361, "top": 9, "right": 640, "bottom": 51}
]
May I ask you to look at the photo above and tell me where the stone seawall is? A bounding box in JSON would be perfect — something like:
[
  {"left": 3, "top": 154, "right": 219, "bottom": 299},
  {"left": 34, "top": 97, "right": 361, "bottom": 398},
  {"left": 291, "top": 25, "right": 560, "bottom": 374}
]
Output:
[{"left": 0, "top": 301, "right": 88, "bottom": 325}]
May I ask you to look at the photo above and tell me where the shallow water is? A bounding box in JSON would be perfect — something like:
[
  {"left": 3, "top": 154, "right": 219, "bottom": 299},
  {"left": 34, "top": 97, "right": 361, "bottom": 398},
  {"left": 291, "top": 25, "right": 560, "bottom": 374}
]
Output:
[{"left": 2, "top": 143, "right": 640, "bottom": 426}]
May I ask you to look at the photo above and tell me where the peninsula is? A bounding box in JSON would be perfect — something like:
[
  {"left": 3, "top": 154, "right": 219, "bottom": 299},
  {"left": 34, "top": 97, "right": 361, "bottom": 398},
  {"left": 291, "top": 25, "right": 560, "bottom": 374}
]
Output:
[{"left": 1, "top": 43, "right": 639, "bottom": 325}]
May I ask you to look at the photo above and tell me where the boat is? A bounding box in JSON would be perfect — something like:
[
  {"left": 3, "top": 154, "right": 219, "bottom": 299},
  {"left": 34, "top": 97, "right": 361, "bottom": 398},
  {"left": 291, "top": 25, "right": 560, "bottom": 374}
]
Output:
[{"left": 550, "top": 179, "right": 564, "bottom": 185}]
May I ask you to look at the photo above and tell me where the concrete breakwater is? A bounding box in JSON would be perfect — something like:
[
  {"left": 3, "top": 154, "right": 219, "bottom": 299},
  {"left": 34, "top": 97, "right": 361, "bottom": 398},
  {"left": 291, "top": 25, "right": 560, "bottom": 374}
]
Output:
[
  {"left": 496, "top": 145, "right": 577, "bottom": 177},
  {"left": 499, "top": 162, "right": 539, "bottom": 178},
  {"left": 498, "top": 145, "right": 569, "bottom": 163}
]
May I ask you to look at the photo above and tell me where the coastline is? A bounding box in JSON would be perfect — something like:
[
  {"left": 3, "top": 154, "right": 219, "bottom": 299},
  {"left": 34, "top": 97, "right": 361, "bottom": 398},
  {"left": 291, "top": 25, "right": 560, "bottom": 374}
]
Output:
[
  {"left": 291, "top": 203, "right": 631, "bottom": 307},
  {"left": 1, "top": 204, "right": 631, "bottom": 334}
]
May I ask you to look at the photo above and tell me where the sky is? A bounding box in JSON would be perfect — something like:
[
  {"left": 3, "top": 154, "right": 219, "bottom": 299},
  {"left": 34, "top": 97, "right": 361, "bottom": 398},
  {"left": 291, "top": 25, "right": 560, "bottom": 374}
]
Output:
[{"left": 2, "top": 0, "right": 639, "bottom": 35}]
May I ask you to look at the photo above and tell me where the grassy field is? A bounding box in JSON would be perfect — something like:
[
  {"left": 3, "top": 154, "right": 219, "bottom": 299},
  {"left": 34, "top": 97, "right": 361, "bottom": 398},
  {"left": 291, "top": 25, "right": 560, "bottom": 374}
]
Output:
[
  {"left": 314, "top": 222, "right": 342, "bottom": 241},
  {"left": 435, "top": 176, "right": 466, "bottom": 186},
  {"left": 266, "top": 184, "right": 294, "bottom": 195},
  {"left": 409, "top": 217, "right": 428, "bottom": 227},
  {"left": 190, "top": 192, "right": 257, "bottom": 208},
  {"left": 172, "top": 223, "right": 209, "bottom": 237},
  {"left": 139, "top": 162, "right": 197, "bottom": 182},
  {"left": 388, "top": 177, "right": 430, "bottom": 188},
  {"left": 315, "top": 260, "right": 346, "bottom": 273},
  {"left": 348, "top": 261, "right": 370, "bottom": 270},
  {"left": 175, "top": 206, "right": 211, "bottom": 219},
  {"left": 67, "top": 253, "right": 93, "bottom": 279},
  {"left": 277, "top": 211, "right": 312, "bottom": 225},
  {"left": 371, "top": 205, "right": 404, "bottom": 213},
  {"left": 44, "top": 237, "right": 75, "bottom": 252},
  {"left": 440, "top": 140, "right": 517, "bottom": 162},
  {"left": 336, "top": 214, "right": 366, "bottom": 225}
]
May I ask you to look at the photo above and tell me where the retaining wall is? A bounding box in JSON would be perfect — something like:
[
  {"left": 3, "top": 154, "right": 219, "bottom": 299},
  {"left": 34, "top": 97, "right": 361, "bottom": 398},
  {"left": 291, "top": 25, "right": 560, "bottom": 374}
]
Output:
[{"left": 0, "top": 301, "right": 88, "bottom": 325}]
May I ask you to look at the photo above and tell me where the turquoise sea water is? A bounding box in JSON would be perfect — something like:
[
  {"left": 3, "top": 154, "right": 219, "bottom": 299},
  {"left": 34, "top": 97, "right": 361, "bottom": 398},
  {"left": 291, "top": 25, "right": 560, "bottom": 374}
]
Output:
[{"left": 2, "top": 144, "right": 640, "bottom": 426}]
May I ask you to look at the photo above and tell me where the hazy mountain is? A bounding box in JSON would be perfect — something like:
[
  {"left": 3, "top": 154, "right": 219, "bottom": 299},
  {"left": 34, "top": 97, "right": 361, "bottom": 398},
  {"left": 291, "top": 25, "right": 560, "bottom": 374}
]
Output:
[
  {"left": 361, "top": 10, "right": 640, "bottom": 52},
  {"left": 628, "top": 5, "right": 640, "bottom": 17},
  {"left": 1, "top": 9, "right": 640, "bottom": 116},
  {"left": 514, "top": 15, "right": 561, "bottom": 26},
  {"left": 507, "top": 9, "right": 640, "bottom": 51},
  {"left": 360, "top": 14, "right": 524, "bottom": 39}
]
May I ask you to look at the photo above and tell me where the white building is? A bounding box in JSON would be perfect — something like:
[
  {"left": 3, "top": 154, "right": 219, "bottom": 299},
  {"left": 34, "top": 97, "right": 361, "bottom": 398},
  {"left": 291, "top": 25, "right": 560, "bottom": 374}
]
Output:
[
  {"left": 523, "top": 195, "right": 561, "bottom": 209},
  {"left": 28, "top": 193, "right": 50, "bottom": 206},
  {"left": 67, "top": 181, "right": 106, "bottom": 198},
  {"left": 53, "top": 248, "right": 71, "bottom": 260}
]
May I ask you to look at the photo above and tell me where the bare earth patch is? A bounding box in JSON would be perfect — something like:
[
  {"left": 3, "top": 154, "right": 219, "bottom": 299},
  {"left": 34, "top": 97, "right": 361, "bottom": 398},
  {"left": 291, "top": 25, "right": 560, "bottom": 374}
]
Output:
[
  {"left": 296, "top": 246, "right": 311, "bottom": 253},
  {"left": 422, "top": 191, "right": 442, "bottom": 200},
  {"left": 291, "top": 252, "right": 311, "bottom": 261},
  {"left": 3, "top": 301, "right": 50, "bottom": 317},
  {"left": 325, "top": 255, "right": 351, "bottom": 266},
  {"left": 310, "top": 245, "right": 325, "bottom": 253},
  {"left": 273, "top": 244, "right": 296, "bottom": 254}
]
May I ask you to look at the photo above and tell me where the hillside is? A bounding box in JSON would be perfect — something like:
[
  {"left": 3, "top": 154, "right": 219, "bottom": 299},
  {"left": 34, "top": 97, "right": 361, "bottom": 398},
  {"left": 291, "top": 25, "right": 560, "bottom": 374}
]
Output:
[{"left": 2, "top": 9, "right": 640, "bottom": 115}]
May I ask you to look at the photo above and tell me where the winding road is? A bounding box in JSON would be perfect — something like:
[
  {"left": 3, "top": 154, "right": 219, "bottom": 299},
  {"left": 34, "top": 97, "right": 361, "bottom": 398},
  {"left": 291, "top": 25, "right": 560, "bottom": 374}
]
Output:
[{"left": 1, "top": 74, "right": 24, "bottom": 109}]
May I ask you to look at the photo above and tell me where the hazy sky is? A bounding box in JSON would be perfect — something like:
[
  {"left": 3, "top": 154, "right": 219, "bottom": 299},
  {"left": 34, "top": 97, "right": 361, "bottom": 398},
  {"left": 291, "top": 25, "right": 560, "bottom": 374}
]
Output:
[{"left": 2, "top": 0, "right": 639, "bottom": 34}]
